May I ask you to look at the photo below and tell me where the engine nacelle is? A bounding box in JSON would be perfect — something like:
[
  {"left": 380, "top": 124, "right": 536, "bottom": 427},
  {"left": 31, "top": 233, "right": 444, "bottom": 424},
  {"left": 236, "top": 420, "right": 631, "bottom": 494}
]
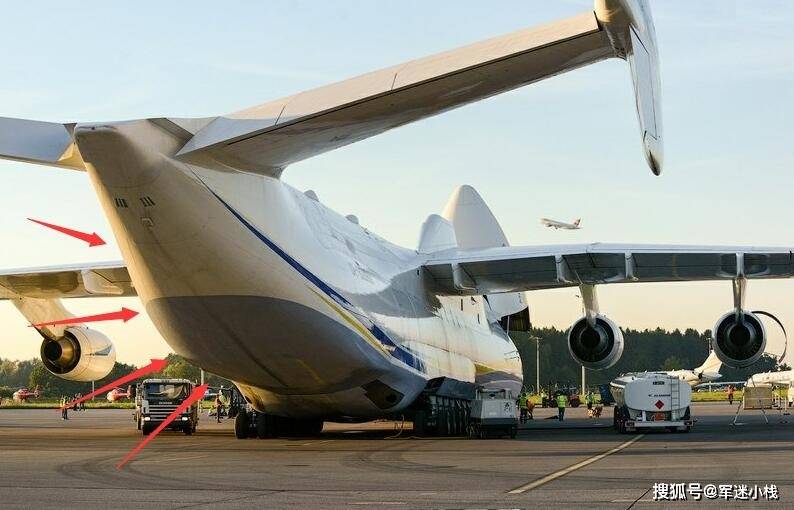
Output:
[
  {"left": 712, "top": 311, "right": 766, "bottom": 368},
  {"left": 567, "top": 314, "right": 625, "bottom": 370},
  {"left": 40, "top": 327, "right": 116, "bottom": 382}
]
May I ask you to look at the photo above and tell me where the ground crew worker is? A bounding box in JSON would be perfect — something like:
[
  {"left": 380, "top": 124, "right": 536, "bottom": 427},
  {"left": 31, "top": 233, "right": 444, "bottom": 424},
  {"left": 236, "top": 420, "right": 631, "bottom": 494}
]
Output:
[
  {"left": 214, "top": 392, "right": 223, "bottom": 423},
  {"left": 556, "top": 392, "right": 567, "bottom": 421},
  {"left": 585, "top": 391, "right": 593, "bottom": 411},
  {"left": 518, "top": 392, "right": 529, "bottom": 423},
  {"left": 727, "top": 385, "right": 735, "bottom": 405},
  {"left": 540, "top": 390, "right": 548, "bottom": 408},
  {"left": 60, "top": 396, "right": 69, "bottom": 420}
]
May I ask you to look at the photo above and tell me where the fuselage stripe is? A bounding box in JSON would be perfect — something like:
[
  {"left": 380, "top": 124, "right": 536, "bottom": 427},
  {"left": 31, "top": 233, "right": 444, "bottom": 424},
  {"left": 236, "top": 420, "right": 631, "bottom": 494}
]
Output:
[{"left": 208, "top": 189, "right": 426, "bottom": 374}]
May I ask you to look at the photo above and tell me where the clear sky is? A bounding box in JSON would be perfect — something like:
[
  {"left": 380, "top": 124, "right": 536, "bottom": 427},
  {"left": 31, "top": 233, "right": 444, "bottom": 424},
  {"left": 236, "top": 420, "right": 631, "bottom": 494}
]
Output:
[{"left": 0, "top": 0, "right": 792, "bottom": 367}]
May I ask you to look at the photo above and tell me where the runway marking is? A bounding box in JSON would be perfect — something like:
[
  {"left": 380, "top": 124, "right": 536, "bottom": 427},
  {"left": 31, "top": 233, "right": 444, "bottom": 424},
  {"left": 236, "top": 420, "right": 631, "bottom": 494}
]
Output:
[
  {"left": 286, "top": 439, "right": 333, "bottom": 447},
  {"left": 136, "top": 454, "right": 209, "bottom": 464},
  {"left": 507, "top": 434, "right": 645, "bottom": 494}
]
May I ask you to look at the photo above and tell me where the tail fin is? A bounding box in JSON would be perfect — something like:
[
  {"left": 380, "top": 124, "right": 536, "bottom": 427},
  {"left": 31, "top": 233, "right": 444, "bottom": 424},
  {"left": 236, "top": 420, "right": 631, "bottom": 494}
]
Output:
[
  {"left": 695, "top": 350, "right": 722, "bottom": 375},
  {"left": 442, "top": 185, "right": 526, "bottom": 318},
  {"left": 574, "top": 219, "right": 581, "bottom": 226}
]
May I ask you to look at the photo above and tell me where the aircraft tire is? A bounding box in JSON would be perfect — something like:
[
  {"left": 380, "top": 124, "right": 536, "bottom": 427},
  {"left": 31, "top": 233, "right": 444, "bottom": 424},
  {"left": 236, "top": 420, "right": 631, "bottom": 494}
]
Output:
[
  {"left": 256, "top": 412, "right": 270, "bottom": 439},
  {"left": 234, "top": 411, "right": 250, "bottom": 439}
]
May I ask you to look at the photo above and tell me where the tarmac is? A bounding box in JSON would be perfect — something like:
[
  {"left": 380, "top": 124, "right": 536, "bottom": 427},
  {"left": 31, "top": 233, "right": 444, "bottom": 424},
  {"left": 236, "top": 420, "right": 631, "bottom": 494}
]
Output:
[{"left": 0, "top": 402, "right": 791, "bottom": 509}]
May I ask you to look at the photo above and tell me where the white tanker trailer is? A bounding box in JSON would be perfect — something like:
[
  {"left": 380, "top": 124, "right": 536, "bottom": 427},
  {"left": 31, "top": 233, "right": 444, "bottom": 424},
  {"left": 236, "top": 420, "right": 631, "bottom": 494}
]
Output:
[{"left": 610, "top": 373, "right": 693, "bottom": 433}]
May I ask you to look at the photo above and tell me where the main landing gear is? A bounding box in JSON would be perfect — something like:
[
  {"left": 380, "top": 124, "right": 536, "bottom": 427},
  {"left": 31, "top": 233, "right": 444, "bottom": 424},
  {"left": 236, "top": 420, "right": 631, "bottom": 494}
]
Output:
[{"left": 235, "top": 409, "right": 323, "bottom": 439}]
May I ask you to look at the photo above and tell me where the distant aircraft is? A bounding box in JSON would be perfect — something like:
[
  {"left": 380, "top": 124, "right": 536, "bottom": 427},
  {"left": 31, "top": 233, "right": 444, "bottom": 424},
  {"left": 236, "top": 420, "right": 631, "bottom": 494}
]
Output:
[
  {"left": 666, "top": 351, "right": 723, "bottom": 387},
  {"left": 541, "top": 218, "right": 581, "bottom": 230},
  {"left": 747, "top": 369, "right": 794, "bottom": 387},
  {"left": 106, "top": 386, "right": 132, "bottom": 402},
  {"left": 12, "top": 387, "right": 40, "bottom": 403}
]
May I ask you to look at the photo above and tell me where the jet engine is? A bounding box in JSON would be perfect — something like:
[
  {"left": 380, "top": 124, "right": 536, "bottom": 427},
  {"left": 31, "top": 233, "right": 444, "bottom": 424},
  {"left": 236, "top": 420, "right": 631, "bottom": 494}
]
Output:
[
  {"left": 40, "top": 327, "right": 116, "bottom": 381},
  {"left": 567, "top": 314, "right": 625, "bottom": 370},
  {"left": 712, "top": 311, "right": 766, "bottom": 368}
]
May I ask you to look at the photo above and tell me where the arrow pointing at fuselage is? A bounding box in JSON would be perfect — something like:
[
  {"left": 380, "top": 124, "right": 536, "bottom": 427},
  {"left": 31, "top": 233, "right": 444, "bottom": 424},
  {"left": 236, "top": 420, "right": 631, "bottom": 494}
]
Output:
[
  {"left": 28, "top": 218, "right": 106, "bottom": 247},
  {"left": 30, "top": 307, "right": 139, "bottom": 328}
]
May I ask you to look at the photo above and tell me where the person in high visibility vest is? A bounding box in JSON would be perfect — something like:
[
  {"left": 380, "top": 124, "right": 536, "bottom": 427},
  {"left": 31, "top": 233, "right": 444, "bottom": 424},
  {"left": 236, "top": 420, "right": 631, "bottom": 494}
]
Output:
[
  {"left": 556, "top": 393, "right": 567, "bottom": 421},
  {"left": 540, "top": 390, "right": 548, "bottom": 408},
  {"left": 518, "top": 392, "right": 529, "bottom": 423}
]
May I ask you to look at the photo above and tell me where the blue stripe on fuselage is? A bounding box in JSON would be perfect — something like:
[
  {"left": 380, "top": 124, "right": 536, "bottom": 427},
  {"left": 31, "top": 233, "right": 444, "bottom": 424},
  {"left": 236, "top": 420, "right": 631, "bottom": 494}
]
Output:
[{"left": 209, "top": 189, "right": 426, "bottom": 374}]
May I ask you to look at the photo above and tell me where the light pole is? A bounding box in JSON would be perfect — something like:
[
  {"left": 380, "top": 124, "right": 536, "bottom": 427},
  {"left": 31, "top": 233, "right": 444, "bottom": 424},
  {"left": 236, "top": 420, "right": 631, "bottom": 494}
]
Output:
[{"left": 529, "top": 335, "right": 541, "bottom": 394}]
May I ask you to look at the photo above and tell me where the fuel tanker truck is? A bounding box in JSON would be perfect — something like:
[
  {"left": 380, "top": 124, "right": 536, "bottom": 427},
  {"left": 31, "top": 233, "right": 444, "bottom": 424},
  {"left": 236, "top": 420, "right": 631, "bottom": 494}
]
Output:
[{"left": 610, "top": 373, "right": 693, "bottom": 433}]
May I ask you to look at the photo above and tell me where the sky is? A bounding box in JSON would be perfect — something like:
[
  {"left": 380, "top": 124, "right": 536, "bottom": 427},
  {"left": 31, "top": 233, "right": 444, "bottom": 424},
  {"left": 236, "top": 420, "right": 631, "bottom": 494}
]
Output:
[{"left": 0, "top": 0, "right": 793, "bottom": 367}]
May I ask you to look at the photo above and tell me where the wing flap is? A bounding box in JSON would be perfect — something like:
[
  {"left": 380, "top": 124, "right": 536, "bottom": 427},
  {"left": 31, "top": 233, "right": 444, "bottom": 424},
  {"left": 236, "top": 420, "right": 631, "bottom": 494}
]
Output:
[
  {"left": 425, "top": 244, "right": 794, "bottom": 295},
  {"left": 0, "top": 261, "right": 134, "bottom": 299}
]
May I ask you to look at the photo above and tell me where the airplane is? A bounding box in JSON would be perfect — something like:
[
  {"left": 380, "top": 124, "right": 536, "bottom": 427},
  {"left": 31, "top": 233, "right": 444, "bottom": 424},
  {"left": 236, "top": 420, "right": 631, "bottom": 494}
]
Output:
[
  {"left": 747, "top": 369, "right": 794, "bottom": 387},
  {"left": 106, "top": 386, "right": 132, "bottom": 402},
  {"left": 12, "top": 387, "right": 40, "bottom": 403},
  {"left": 664, "top": 351, "right": 723, "bottom": 387},
  {"left": 0, "top": 0, "right": 793, "bottom": 438},
  {"left": 541, "top": 218, "right": 582, "bottom": 230}
]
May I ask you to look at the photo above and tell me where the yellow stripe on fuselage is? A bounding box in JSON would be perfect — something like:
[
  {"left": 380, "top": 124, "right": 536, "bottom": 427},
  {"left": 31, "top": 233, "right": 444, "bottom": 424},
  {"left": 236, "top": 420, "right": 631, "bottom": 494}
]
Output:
[{"left": 307, "top": 287, "right": 391, "bottom": 357}]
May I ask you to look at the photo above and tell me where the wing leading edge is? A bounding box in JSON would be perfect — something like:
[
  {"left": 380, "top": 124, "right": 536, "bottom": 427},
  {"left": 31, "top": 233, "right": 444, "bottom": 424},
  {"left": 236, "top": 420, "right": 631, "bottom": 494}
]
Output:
[
  {"left": 424, "top": 244, "right": 794, "bottom": 295},
  {"left": 0, "top": 261, "right": 134, "bottom": 299}
]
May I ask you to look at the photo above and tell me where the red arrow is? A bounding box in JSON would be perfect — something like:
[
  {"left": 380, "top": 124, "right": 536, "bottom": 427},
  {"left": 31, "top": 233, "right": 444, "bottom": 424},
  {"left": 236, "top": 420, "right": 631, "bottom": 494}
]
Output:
[
  {"left": 60, "top": 359, "right": 168, "bottom": 411},
  {"left": 28, "top": 218, "right": 106, "bottom": 247},
  {"left": 117, "top": 384, "right": 208, "bottom": 469},
  {"left": 30, "top": 307, "right": 138, "bottom": 328}
]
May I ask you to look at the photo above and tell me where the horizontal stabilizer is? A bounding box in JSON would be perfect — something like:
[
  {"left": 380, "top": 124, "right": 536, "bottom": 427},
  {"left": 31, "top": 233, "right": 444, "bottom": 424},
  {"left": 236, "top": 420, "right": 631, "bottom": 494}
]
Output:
[
  {"left": 0, "top": 117, "right": 85, "bottom": 170},
  {"left": 176, "top": 0, "right": 663, "bottom": 176}
]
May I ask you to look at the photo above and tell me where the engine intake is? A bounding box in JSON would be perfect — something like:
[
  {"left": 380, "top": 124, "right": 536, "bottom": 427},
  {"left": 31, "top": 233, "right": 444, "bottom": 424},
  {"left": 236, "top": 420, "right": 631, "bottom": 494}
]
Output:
[
  {"left": 713, "top": 311, "right": 766, "bottom": 368},
  {"left": 567, "top": 314, "right": 624, "bottom": 370},
  {"left": 40, "top": 327, "right": 116, "bottom": 381}
]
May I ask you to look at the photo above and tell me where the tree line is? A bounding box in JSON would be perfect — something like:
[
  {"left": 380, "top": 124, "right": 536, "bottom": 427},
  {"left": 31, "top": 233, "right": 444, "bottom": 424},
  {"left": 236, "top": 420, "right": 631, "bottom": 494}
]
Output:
[
  {"left": 0, "top": 327, "right": 789, "bottom": 398},
  {"left": 510, "top": 327, "right": 790, "bottom": 392},
  {"left": 0, "top": 353, "right": 230, "bottom": 399}
]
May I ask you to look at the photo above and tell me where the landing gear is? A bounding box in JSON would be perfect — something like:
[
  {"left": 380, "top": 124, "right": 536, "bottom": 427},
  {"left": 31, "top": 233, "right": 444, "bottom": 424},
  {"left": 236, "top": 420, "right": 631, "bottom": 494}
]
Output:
[
  {"left": 234, "top": 409, "right": 324, "bottom": 439},
  {"left": 234, "top": 410, "right": 249, "bottom": 439}
]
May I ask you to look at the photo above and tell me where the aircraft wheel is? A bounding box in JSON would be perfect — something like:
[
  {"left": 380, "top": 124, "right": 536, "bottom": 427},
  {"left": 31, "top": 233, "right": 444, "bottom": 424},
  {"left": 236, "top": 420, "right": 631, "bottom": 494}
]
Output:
[
  {"left": 183, "top": 424, "right": 193, "bottom": 435},
  {"left": 234, "top": 411, "right": 249, "bottom": 439},
  {"left": 142, "top": 423, "right": 153, "bottom": 436},
  {"left": 256, "top": 412, "right": 269, "bottom": 439}
]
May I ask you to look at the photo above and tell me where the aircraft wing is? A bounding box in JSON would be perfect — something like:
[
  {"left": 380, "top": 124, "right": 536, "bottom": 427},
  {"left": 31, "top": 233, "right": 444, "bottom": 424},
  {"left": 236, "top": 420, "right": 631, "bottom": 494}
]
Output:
[
  {"left": 176, "top": 0, "right": 663, "bottom": 176},
  {"left": 0, "top": 261, "right": 134, "bottom": 299},
  {"left": 423, "top": 244, "right": 794, "bottom": 295}
]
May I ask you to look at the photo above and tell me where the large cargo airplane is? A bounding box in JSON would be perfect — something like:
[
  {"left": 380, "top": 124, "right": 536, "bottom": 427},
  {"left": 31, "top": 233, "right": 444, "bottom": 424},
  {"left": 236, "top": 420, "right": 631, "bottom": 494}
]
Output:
[{"left": 0, "top": 0, "right": 793, "bottom": 437}]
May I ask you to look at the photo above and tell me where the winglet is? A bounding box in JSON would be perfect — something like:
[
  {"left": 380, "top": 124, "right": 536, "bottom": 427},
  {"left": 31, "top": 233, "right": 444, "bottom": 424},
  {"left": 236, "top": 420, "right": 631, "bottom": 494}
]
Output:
[{"left": 595, "top": 0, "right": 663, "bottom": 175}]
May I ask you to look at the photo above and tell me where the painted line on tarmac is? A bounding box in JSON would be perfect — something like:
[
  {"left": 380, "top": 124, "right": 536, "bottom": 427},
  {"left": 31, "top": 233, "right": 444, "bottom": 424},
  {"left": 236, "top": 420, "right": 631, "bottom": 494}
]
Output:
[{"left": 507, "top": 434, "right": 645, "bottom": 494}]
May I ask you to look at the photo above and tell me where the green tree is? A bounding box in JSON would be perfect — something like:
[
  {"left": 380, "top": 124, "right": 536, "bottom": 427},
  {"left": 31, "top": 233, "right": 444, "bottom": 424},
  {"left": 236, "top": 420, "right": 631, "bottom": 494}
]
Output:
[{"left": 661, "top": 356, "right": 684, "bottom": 371}]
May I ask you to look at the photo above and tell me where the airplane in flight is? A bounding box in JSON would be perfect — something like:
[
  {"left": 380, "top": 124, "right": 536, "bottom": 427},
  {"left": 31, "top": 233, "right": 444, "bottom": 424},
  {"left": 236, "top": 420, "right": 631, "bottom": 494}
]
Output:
[
  {"left": 541, "top": 218, "right": 582, "bottom": 230},
  {"left": 664, "top": 351, "right": 723, "bottom": 387},
  {"left": 0, "top": 0, "right": 792, "bottom": 438}
]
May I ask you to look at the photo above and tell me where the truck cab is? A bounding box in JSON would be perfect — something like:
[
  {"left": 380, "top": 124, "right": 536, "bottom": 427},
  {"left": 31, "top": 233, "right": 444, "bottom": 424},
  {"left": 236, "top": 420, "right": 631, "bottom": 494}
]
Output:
[{"left": 134, "top": 378, "right": 198, "bottom": 435}]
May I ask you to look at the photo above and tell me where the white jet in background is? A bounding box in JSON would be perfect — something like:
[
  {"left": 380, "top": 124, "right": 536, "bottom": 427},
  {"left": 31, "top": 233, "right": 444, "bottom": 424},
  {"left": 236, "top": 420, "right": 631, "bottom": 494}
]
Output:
[
  {"left": 666, "top": 351, "right": 723, "bottom": 387},
  {"left": 540, "top": 218, "right": 582, "bottom": 230}
]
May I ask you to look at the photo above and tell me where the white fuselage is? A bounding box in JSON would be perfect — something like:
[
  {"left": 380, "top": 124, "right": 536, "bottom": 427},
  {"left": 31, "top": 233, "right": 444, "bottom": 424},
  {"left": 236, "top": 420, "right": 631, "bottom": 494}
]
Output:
[
  {"left": 540, "top": 218, "right": 580, "bottom": 230},
  {"left": 748, "top": 370, "right": 794, "bottom": 387},
  {"left": 666, "top": 369, "right": 722, "bottom": 387},
  {"left": 73, "top": 121, "right": 522, "bottom": 419}
]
